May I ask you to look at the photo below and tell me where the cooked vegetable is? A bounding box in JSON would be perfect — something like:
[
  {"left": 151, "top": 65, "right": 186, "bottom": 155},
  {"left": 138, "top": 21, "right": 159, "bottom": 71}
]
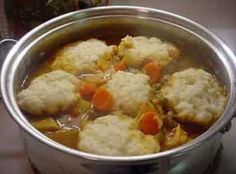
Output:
[
  {"left": 137, "top": 102, "right": 156, "bottom": 117},
  {"left": 163, "top": 125, "right": 189, "bottom": 149},
  {"left": 69, "top": 98, "right": 91, "bottom": 117},
  {"left": 114, "top": 62, "right": 126, "bottom": 71},
  {"left": 137, "top": 101, "right": 164, "bottom": 121},
  {"left": 32, "top": 118, "right": 60, "bottom": 132},
  {"left": 45, "top": 128, "right": 79, "bottom": 149},
  {"left": 139, "top": 111, "right": 163, "bottom": 135},
  {"left": 79, "top": 99, "right": 91, "bottom": 113},
  {"left": 92, "top": 87, "right": 113, "bottom": 112},
  {"left": 143, "top": 61, "right": 162, "bottom": 83},
  {"left": 79, "top": 82, "right": 97, "bottom": 100},
  {"left": 97, "top": 58, "right": 110, "bottom": 71},
  {"left": 78, "top": 73, "right": 107, "bottom": 86},
  {"left": 153, "top": 83, "right": 162, "bottom": 91}
]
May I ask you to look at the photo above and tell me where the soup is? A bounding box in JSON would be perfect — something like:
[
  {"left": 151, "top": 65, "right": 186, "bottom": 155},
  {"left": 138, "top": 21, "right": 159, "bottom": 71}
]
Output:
[{"left": 16, "top": 35, "right": 226, "bottom": 156}]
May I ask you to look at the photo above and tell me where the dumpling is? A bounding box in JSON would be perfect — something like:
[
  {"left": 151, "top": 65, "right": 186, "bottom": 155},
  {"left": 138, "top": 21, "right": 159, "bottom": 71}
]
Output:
[
  {"left": 161, "top": 68, "right": 226, "bottom": 126},
  {"left": 17, "top": 70, "right": 80, "bottom": 115},
  {"left": 106, "top": 71, "right": 151, "bottom": 116},
  {"left": 78, "top": 114, "right": 160, "bottom": 156},
  {"left": 118, "top": 36, "right": 179, "bottom": 68},
  {"left": 51, "top": 39, "right": 115, "bottom": 74}
]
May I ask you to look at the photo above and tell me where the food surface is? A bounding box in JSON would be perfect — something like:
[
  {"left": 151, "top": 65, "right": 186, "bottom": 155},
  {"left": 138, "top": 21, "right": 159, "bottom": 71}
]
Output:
[
  {"left": 118, "top": 36, "right": 179, "bottom": 68},
  {"left": 79, "top": 114, "right": 160, "bottom": 156},
  {"left": 161, "top": 68, "right": 226, "bottom": 126},
  {"left": 17, "top": 70, "right": 80, "bottom": 115},
  {"left": 51, "top": 39, "right": 115, "bottom": 74},
  {"left": 17, "top": 35, "right": 227, "bottom": 156},
  {"left": 106, "top": 71, "right": 151, "bottom": 116}
]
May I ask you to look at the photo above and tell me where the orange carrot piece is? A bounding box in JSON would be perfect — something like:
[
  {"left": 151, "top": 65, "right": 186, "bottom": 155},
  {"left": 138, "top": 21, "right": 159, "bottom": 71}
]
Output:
[
  {"left": 114, "top": 62, "right": 126, "bottom": 71},
  {"left": 139, "top": 111, "right": 163, "bottom": 135},
  {"left": 143, "top": 62, "right": 162, "bottom": 83},
  {"left": 79, "top": 82, "right": 97, "bottom": 100},
  {"left": 92, "top": 87, "right": 113, "bottom": 112}
]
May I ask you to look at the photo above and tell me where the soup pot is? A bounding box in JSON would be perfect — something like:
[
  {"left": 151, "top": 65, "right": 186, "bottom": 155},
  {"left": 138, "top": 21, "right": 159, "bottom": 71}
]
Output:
[{"left": 1, "top": 6, "right": 236, "bottom": 174}]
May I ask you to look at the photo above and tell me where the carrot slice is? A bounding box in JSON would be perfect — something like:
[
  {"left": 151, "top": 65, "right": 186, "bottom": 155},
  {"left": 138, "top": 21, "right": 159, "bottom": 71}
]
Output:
[
  {"left": 79, "top": 82, "right": 97, "bottom": 100},
  {"left": 114, "top": 62, "right": 126, "bottom": 71},
  {"left": 143, "top": 62, "right": 162, "bottom": 83},
  {"left": 92, "top": 87, "right": 113, "bottom": 112},
  {"left": 139, "top": 111, "right": 163, "bottom": 135}
]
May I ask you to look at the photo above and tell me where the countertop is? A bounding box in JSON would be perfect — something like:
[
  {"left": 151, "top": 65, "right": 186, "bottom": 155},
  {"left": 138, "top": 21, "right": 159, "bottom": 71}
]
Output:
[{"left": 0, "top": 0, "right": 236, "bottom": 174}]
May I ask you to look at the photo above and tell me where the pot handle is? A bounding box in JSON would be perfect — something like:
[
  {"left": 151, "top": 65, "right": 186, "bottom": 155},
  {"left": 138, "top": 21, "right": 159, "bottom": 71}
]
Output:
[
  {"left": 0, "top": 39, "right": 17, "bottom": 99},
  {"left": 221, "top": 71, "right": 236, "bottom": 134},
  {"left": 220, "top": 121, "right": 232, "bottom": 134}
]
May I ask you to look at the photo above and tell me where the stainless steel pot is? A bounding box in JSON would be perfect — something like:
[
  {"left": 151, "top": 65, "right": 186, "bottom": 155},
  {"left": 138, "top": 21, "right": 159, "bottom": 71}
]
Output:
[{"left": 1, "top": 6, "right": 236, "bottom": 174}]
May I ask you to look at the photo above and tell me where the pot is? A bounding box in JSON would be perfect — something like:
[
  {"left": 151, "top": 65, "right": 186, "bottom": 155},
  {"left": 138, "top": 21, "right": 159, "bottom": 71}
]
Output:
[{"left": 1, "top": 6, "right": 236, "bottom": 174}]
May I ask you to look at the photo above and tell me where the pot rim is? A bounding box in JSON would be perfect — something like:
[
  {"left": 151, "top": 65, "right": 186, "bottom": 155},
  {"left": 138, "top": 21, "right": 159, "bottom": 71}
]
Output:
[{"left": 1, "top": 5, "right": 236, "bottom": 163}]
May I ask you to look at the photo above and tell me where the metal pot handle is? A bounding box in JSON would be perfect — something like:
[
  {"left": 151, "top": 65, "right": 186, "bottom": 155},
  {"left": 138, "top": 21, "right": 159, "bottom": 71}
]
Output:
[
  {"left": 0, "top": 39, "right": 17, "bottom": 99},
  {"left": 221, "top": 64, "right": 236, "bottom": 134}
]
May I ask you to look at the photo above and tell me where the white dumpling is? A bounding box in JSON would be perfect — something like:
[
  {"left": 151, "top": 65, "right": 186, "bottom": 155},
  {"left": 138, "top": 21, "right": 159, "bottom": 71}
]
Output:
[
  {"left": 118, "top": 35, "right": 179, "bottom": 67},
  {"left": 17, "top": 70, "right": 80, "bottom": 115},
  {"left": 79, "top": 114, "right": 160, "bottom": 156},
  {"left": 106, "top": 71, "right": 151, "bottom": 116},
  {"left": 51, "top": 39, "right": 115, "bottom": 74},
  {"left": 161, "top": 68, "right": 226, "bottom": 126}
]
